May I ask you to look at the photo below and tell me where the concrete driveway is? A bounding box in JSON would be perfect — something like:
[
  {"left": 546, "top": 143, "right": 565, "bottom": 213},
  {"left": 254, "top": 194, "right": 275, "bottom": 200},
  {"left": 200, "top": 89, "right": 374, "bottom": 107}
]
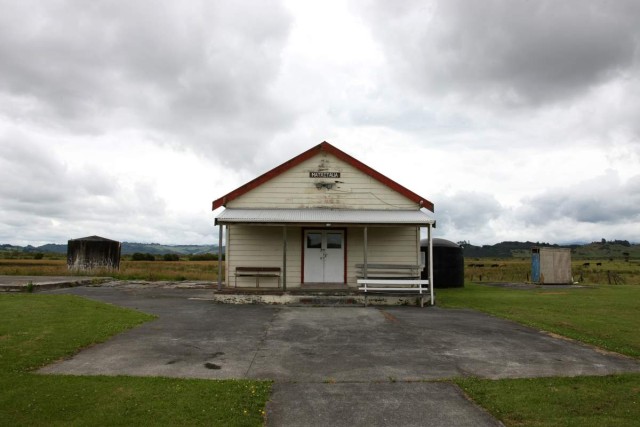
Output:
[{"left": 40, "top": 285, "right": 640, "bottom": 426}]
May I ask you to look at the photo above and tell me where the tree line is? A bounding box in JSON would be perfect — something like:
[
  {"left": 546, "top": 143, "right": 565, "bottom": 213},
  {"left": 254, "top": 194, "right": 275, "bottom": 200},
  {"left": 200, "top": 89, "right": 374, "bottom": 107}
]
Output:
[{"left": 129, "top": 253, "right": 223, "bottom": 261}]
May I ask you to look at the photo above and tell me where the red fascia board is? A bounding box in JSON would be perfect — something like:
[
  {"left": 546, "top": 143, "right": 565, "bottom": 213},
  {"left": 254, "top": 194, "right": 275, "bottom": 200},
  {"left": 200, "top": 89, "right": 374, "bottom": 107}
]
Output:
[
  {"left": 320, "top": 143, "right": 434, "bottom": 212},
  {"left": 212, "top": 141, "right": 434, "bottom": 212},
  {"left": 212, "top": 144, "right": 324, "bottom": 210}
]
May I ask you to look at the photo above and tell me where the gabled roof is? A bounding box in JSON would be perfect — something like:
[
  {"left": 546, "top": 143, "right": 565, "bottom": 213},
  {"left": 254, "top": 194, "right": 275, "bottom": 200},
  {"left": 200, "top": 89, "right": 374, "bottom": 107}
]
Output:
[
  {"left": 212, "top": 141, "right": 434, "bottom": 212},
  {"left": 69, "top": 235, "right": 119, "bottom": 242}
]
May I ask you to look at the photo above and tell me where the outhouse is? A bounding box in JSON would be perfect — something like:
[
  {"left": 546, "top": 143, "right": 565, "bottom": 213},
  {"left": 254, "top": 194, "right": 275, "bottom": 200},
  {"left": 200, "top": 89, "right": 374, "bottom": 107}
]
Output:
[
  {"left": 212, "top": 141, "right": 435, "bottom": 292},
  {"left": 531, "top": 247, "right": 572, "bottom": 284}
]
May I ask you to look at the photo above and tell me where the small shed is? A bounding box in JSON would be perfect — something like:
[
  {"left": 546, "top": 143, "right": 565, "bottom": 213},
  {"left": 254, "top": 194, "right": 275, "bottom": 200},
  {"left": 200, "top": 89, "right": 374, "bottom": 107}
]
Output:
[
  {"left": 67, "top": 235, "right": 121, "bottom": 272},
  {"left": 531, "top": 247, "right": 572, "bottom": 284},
  {"left": 420, "top": 238, "right": 464, "bottom": 288}
]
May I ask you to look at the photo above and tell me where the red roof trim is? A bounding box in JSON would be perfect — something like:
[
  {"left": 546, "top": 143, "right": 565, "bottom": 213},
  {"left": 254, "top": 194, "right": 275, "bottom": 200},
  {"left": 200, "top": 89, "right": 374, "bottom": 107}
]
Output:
[{"left": 212, "top": 141, "right": 434, "bottom": 212}]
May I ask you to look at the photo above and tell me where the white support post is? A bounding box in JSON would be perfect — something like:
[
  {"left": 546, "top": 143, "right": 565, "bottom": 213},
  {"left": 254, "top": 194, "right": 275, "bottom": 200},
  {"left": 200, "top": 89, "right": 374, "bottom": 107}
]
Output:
[
  {"left": 217, "top": 224, "right": 223, "bottom": 291},
  {"left": 282, "top": 226, "right": 287, "bottom": 291},
  {"left": 363, "top": 227, "right": 368, "bottom": 279},
  {"left": 428, "top": 223, "right": 434, "bottom": 305}
]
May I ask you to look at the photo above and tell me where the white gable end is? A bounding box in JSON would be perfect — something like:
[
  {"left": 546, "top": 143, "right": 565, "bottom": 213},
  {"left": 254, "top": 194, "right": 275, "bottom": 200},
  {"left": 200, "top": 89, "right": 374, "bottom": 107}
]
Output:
[{"left": 227, "top": 152, "right": 420, "bottom": 210}]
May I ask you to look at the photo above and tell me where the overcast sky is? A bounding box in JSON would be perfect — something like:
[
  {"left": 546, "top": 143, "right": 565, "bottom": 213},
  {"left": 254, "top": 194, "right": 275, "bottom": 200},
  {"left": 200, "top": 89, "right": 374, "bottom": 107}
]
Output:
[{"left": 1, "top": 0, "right": 639, "bottom": 246}]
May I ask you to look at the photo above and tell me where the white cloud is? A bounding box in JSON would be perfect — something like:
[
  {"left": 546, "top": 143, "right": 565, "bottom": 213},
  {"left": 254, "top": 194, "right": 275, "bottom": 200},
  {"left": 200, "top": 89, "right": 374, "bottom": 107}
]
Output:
[
  {"left": 0, "top": 0, "right": 294, "bottom": 164},
  {"left": 518, "top": 171, "right": 640, "bottom": 225},
  {"left": 1, "top": 0, "right": 639, "bottom": 246}
]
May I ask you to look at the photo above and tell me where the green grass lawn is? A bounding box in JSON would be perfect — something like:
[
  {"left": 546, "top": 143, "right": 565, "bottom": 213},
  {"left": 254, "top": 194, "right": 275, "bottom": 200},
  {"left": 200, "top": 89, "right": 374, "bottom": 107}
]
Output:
[
  {"left": 438, "top": 283, "right": 640, "bottom": 358},
  {"left": 3, "top": 286, "right": 639, "bottom": 426},
  {"left": 455, "top": 374, "right": 640, "bottom": 427},
  {"left": 0, "top": 294, "right": 270, "bottom": 426},
  {"left": 439, "top": 284, "right": 640, "bottom": 427}
]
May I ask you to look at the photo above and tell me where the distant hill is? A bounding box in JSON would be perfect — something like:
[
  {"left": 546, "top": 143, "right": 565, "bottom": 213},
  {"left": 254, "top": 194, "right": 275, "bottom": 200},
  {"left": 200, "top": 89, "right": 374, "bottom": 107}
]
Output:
[
  {"left": 120, "top": 242, "right": 219, "bottom": 255},
  {"left": 2, "top": 239, "right": 637, "bottom": 259},
  {"left": 571, "top": 240, "right": 638, "bottom": 260},
  {"left": 37, "top": 244, "right": 67, "bottom": 253},
  {"left": 460, "top": 241, "right": 559, "bottom": 258},
  {"left": 0, "top": 242, "right": 219, "bottom": 255},
  {"left": 460, "top": 240, "right": 639, "bottom": 259}
]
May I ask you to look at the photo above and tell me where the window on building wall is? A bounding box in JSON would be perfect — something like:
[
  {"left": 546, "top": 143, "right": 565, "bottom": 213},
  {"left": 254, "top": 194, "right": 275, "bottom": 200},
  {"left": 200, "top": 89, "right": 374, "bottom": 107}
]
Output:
[
  {"left": 327, "top": 233, "right": 342, "bottom": 249},
  {"left": 307, "top": 233, "right": 322, "bottom": 248}
]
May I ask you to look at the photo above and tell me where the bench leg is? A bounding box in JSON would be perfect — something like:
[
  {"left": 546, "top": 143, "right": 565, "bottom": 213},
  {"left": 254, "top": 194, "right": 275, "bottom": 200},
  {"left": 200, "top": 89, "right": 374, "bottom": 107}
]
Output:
[
  {"left": 364, "top": 293, "right": 368, "bottom": 307},
  {"left": 420, "top": 295, "right": 424, "bottom": 308}
]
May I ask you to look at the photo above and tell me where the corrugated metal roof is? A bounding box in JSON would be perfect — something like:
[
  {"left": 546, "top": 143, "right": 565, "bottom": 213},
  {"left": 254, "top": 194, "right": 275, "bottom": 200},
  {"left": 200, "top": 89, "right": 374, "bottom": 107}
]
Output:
[{"left": 215, "top": 209, "right": 435, "bottom": 225}]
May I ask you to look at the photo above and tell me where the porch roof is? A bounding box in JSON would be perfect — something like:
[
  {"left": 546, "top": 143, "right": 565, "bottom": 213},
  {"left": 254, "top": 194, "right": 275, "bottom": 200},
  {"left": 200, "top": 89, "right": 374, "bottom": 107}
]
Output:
[{"left": 215, "top": 208, "right": 435, "bottom": 226}]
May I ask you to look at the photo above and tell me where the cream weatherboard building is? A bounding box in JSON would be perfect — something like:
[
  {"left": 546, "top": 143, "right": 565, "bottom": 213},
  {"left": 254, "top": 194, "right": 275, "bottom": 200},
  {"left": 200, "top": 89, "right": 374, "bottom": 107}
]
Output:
[{"left": 213, "top": 142, "right": 435, "bottom": 292}]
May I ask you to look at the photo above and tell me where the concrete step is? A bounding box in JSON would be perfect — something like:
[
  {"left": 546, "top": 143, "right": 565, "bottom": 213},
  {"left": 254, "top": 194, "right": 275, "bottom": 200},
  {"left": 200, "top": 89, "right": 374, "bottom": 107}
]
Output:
[{"left": 205, "top": 292, "right": 432, "bottom": 307}]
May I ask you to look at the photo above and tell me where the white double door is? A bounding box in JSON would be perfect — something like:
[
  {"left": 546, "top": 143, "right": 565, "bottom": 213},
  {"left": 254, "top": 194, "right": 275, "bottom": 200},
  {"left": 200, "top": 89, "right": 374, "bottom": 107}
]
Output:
[{"left": 303, "top": 230, "right": 344, "bottom": 283}]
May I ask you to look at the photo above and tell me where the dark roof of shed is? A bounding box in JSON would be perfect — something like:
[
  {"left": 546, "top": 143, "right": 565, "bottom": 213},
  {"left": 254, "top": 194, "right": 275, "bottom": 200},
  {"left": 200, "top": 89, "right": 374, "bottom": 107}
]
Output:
[
  {"left": 69, "top": 235, "right": 120, "bottom": 242},
  {"left": 212, "top": 141, "right": 434, "bottom": 212}
]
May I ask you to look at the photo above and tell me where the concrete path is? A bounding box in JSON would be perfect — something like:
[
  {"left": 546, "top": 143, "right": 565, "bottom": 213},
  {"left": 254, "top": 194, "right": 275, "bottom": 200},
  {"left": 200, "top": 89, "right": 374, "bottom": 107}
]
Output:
[
  {"left": 266, "top": 383, "right": 500, "bottom": 427},
  {"left": 0, "top": 275, "right": 102, "bottom": 291},
  {"left": 40, "top": 285, "right": 640, "bottom": 426}
]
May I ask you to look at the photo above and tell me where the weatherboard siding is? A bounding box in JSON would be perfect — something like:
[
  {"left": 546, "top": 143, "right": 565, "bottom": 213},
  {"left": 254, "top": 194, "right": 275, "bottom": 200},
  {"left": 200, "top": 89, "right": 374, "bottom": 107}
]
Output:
[
  {"left": 346, "top": 227, "right": 420, "bottom": 284},
  {"left": 227, "top": 225, "right": 302, "bottom": 288},
  {"left": 227, "top": 224, "right": 419, "bottom": 288},
  {"left": 226, "top": 152, "right": 419, "bottom": 210}
]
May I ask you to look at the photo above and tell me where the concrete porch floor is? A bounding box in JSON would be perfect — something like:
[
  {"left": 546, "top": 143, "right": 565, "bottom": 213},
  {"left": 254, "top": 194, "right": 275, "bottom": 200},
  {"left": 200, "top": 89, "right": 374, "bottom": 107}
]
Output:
[
  {"left": 211, "top": 284, "right": 431, "bottom": 306},
  {"left": 0, "top": 276, "right": 431, "bottom": 306}
]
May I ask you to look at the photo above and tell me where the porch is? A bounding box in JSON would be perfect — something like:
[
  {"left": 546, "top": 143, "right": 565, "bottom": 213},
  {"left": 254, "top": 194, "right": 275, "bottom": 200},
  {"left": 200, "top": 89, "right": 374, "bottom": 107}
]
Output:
[{"left": 214, "top": 208, "right": 436, "bottom": 305}]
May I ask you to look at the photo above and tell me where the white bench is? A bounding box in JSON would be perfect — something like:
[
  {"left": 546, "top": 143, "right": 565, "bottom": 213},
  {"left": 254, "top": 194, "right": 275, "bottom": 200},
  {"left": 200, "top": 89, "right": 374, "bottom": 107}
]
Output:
[
  {"left": 356, "top": 263, "right": 422, "bottom": 279},
  {"left": 357, "top": 279, "right": 431, "bottom": 307}
]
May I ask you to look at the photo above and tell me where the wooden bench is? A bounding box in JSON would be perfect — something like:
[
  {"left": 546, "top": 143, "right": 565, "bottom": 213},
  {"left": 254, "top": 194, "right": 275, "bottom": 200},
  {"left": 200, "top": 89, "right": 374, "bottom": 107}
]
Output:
[
  {"left": 356, "top": 263, "right": 422, "bottom": 279},
  {"left": 357, "top": 278, "right": 431, "bottom": 307},
  {"left": 234, "top": 267, "right": 281, "bottom": 288}
]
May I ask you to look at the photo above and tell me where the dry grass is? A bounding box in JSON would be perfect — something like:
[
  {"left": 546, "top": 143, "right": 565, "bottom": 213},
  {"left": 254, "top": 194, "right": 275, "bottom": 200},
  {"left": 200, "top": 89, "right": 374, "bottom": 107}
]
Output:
[
  {"left": 2, "top": 257, "right": 638, "bottom": 284},
  {"left": 0, "top": 259, "right": 223, "bottom": 281},
  {"left": 465, "top": 258, "right": 640, "bottom": 285},
  {"left": 0, "top": 260, "right": 68, "bottom": 276}
]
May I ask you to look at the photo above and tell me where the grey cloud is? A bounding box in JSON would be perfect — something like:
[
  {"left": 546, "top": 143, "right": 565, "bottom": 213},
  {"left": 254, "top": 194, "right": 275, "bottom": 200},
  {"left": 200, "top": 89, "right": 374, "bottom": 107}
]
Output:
[
  {"left": 0, "top": 0, "right": 293, "bottom": 165},
  {"left": 435, "top": 191, "right": 503, "bottom": 232},
  {"left": 0, "top": 134, "right": 168, "bottom": 243},
  {"left": 0, "top": 134, "right": 117, "bottom": 209},
  {"left": 518, "top": 172, "right": 640, "bottom": 226},
  {"left": 357, "top": 0, "right": 640, "bottom": 107}
]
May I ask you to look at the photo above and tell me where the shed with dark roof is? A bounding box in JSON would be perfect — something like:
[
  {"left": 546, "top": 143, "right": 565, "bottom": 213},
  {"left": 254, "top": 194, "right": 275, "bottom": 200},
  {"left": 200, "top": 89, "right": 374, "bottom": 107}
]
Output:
[{"left": 67, "top": 235, "right": 121, "bottom": 271}]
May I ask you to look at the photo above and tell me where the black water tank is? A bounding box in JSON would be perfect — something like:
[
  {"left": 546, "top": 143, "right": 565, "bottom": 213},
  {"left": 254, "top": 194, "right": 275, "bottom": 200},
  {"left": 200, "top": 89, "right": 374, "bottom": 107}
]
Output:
[{"left": 420, "top": 238, "right": 464, "bottom": 288}]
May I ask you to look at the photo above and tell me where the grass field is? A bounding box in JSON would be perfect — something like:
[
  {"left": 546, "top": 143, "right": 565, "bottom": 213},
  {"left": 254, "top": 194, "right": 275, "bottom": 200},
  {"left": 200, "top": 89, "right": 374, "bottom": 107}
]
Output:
[
  {"left": 438, "top": 283, "right": 640, "bottom": 358},
  {"left": 0, "top": 259, "right": 222, "bottom": 281},
  {"left": 439, "top": 284, "right": 640, "bottom": 426},
  {"left": 465, "top": 258, "right": 640, "bottom": 285},
  {"left": 2, "top": 257, "right": 639, "bottom": 284},
  {"left": 0, "top": 294, "right": 270, "bottom": 426},
  {"left": 455, "top": 374, "right": 640, "bottom": 427}
]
